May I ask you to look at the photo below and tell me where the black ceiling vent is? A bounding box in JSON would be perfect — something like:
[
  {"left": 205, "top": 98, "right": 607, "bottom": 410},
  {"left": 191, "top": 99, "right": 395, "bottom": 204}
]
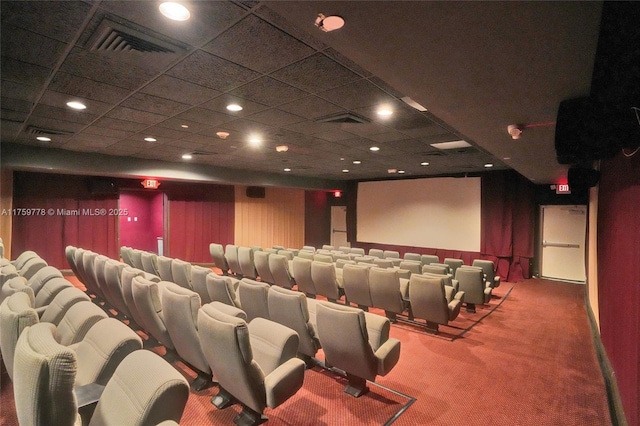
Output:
[
  {"left": 190, "top": 151, "right": 213, "bottom": 156},
  {"left": 26, "top": 126, "right": 73, "bottom": 136},
  {"left": 86, "top": 18, "right": 188, "bottom": 53},
  {"left": 422, "top": 151, "right": 446, "bottom": 157},
  {"left": 315, "top": 112, "right": 370, "bottom": 124}
]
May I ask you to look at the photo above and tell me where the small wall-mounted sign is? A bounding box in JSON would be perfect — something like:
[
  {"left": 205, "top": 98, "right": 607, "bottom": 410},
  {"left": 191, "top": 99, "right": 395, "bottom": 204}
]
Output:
[
  {"left": 334, "top": 190, "right": 342, "bottom": 198},
  {"left": 141, "top": 179, "right": 160, "bottom": 189},
  {"left": 556, "top": 183, "right": 571, "bottom": 194}
]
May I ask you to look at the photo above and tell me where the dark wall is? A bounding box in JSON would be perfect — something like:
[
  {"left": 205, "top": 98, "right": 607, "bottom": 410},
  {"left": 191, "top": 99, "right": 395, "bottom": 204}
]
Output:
[{"left": 304, "top": 189, "right": 347, "bottom": 249}]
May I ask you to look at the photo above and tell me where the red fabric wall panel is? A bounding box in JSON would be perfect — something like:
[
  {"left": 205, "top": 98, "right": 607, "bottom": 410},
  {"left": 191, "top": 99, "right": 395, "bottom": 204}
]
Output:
[{"left": 597, "top": 151, "right": 640, "bottom": 426}]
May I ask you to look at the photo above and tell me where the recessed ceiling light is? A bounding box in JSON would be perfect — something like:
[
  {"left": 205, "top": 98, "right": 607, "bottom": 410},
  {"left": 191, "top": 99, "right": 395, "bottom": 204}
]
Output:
[
  {"left": 398, "top": 170, "right": 405, "bottom": 174},
  {"left": 144, "top": 137, "right": 156, "bottom": 142},
  {"left": 377, "top": 107, "right": 393, "bottom": 117},
  {"left": 181, "top": 124, "right": 189, "bottom": 128},
  {"left": 66, "top": 101, "right": 86, "bottom": 110},
  {"left": 353, "top": 160, "right": 361, "bottom": 164},
  {"left": 36, "top": 136, "right": 51, "bottom": 142},
  {"left": 216, "top": 131, "right": 230, "bottom": 139},
  {"left": 182, "top": 153, "right": 192, "bottom": 160},
  {"left": 503, "top": 157, "right": 511, "bottom": 160},
  {"left": 431, "top": 140, "right": 472, "bottom": 150},
  {"left": 276, "top": 145, "right": 289, "bottom": 152},
  {"left": 342, "top": 169, "right": 349, "bottom": 173},
  {"left": 226, "top": 104, "right": 243, "bottom": 112},
  {"left": 369, "top": 146, "right": 380, "bottom": 152},
  {"left": 284, "top": 168, "right": 291, "bottom": 172},
  {"left": 484, "top": 163, "right": 494, "bottom": 168},
  {"left": 315, "top": 14, "right": 345, "bottom": 32},
  {"left": 159, "top": 2, "right": 190, "bottom": 21},
  {"left": 249, "top": 136, "right": 261, "bottom": 146},
  {"left": 420, "top": 162, "right": 430, "bottom": 166},
  {"left": 388, "top": 169, "right": 397, "bottom": 174}
]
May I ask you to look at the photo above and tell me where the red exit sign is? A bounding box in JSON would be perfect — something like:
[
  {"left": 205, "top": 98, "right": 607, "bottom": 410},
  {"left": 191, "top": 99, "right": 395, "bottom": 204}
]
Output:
[
  {"left": 141, "top": 179, "right": 160, "bottom": 189},
  {"left": 556, "top": 184, "right": 571, "bottom": 194}
]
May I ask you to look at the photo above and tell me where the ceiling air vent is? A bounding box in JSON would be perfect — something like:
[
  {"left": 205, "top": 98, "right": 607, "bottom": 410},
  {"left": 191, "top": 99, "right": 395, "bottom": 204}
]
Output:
[
  {"left": 86, "top": 18, "right": 187, "bottom": 53},
  {"left": 315, "top": 112, "right": 370, "bottom": 124},
  {"left": 190, "top": 151, "right": 213, "bottom": 156},
  {"left": 422, "top": 151, "right": 447, "bottom": 157},
  {"left": 26, "top": 126, "right": 73, "bottom": 136}
]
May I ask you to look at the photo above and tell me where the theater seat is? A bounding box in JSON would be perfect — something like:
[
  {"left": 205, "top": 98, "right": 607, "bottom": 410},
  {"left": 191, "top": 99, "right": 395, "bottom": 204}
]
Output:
[
  {"left": 368, "top": 267, "right": 408, "bottom": 322},
  {"left": 171, "top": 258, "right": 193, "bottom": 290},
  {"left": 291, "top": 257, "right": 316, "bottom": 298},
  {"left": 209, "top": 243, "right": 230, "bottom": 275},
  {"left": 443, "top": 258, "right": 464, "bottom": 277},
  {"left": 472, "top": 259, "right": 501, "bottom": 288},
  {"left": 190, "top": 265, "right": 215, "bottom": 304},
  {"left": 238, "top": 278, "right": 270, "bottom": 322},
  {"left": 268, "top": 254, "right": 294, "bottom": 289},
  {"left": 26, "top": 266, "right": 64, "bottom": 296},
  {"left": 316, "top": 301, "right": 401, "bottom": 397},
  {"left": 225, "top": 244, "right": 243, "bottom": 277},
  {"left": 253, "top": 251, "right": 274, "bottom": 285},
  {"left": 238, "top": 247, "right": 259, "bottom": 280},
  {"left": 140, "top": 251, "right": 159, "bottom": 276},
  {"left": 342, "top": 264, "right": 373, "bottom": 311},
  {"left": 197, "top": 304, "right": 305, "bottom": 426},
  {"left": 455, "top": 266, "right": 492, "bottom": 313},
  {"left": 0, "top": 292, "right": 38, "bottom": 381},
  {"left": 408, "top": 274, "right": 464, "bottom": 334},
  {"left": 311, "top": 261, "right": 344, "bottom": 303},
  {"left": 206, "top": 274, "right": 241, "bottom": 308},
  {"left": 130, "top": 276, "right": 174, "bottom": 350},
  {"left": 156, "top": 256, "right": 174, "bottom": 282}
]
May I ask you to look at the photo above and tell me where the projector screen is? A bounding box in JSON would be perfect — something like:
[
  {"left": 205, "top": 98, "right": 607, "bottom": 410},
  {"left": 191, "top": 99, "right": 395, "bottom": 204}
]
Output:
[{"left": 357, "top": 177, "right": 481, "bottom": 252}]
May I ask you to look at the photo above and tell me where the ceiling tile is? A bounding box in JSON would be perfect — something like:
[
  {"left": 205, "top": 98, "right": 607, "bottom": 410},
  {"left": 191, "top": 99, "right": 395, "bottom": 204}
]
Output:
[
  {"left": 120, "top": 93, "right": 190, "bottom": 117},
  {"left": 278, "top": 95, "right": 344, "bottom": 120},
  {"left": 172, "top": 108, "right": 235, "bottom": 126},
  {"left": 229, "top": 76, "right": 309, "bottom": 106},
  {"left": 106, "top": 106, "right": 167, "bottom": 125},
  {"left": 140, "top": 75, "right": 221, "bottom": 106},
  {"left": 49, "top": 72, "right": 132, "bottom": 104},
  {"left": 202, "top": 14, "right": 315, "bottom": 73},
  {"left": 313, "top": 129, "right": 358, "bottom": 142},
  {"left": 93, "top": 117, "right": 148, "bottom": 133},
  {"left": 246, "top": 108, "right": 305, "bottom": 127},
  {"left": 1, "top": 81, "right": 40, "bottom": 103},
  {"left": 318, "top": 79, "right": 397, "bottom": 110},
  {"left": 31, "top": 104, "right": 97, "bottom": 125},
  {"left": 200, "top": 95, "right": 269, "bottom": 116},
  {"left": 253, "top": 5, "right": 327, "bottom": 51},
  {"left": 39, "top": 90, "right": 112, "bottom": 116},
  {"left": 167, "top": 50, "right": 261, "bottom": 92},
  {"left": 1, "top": 57, "right": 51, "bottom": 88},
  {"left": 271, "top": 53, "right": 361, "bottom": 93},
  {"left": 1, "top": 26, "right": 67, "bottom": 68}
]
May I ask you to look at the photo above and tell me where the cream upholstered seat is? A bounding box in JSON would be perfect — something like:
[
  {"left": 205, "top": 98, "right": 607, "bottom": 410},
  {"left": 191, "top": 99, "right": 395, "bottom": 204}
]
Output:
[
  {"left": 238, "top": 246, "right": 259, "bottom": 280},
  {"left": 129, "top": 248, "right": 145, "bottom": 270},
  {"left": 206, "top": 274, "right": 241, "bottom": 308},
  {"left": 408, "top": 274, "right": 464, "bottom": 334},
  {"left": 315, "top": 301, "right": 401, "bottom": 397},
  {"left": 297, "top": 250, "right": 314, "bottom": 260},
  {"left": 368, "top": 267, "right": 408, "bottom": 322},
  {"left": 190, "top": 265, "right": 215, "bottom": 304},
  {"left": 238, "top": 278, "right": 270, "bottom": 322},
  {"left": 0, "top": 275, "right": 30, "bottom": 305},
  {"left": 33, "top": 277, "right": 75, "bottom": 314},
  {"left": 421, "top": 254, "right": 440, "bottom": 266},
  {"left": 268, "top": 285, "right": 320, "bottom": 365},
  {"left": 209, "top": 243, "right": 230, "bottom": 275},
  {"left": 54, "top": 301, "right": 108, "bottom": 346},
  {"left": 292, "top": 257, "right": 316, "bottom": 298},
  {"left": 225, "top": 244, "right": 243, "bottom": 277},
  {"left": 342, "top": 264, "right": 373, "bottom": 311},
  {"left": 120, "top": 246, "right": 134, "bottom": 266},
  {"left": 269, "top": 254, "right": 294, "bottom": 289},
  {"left": 399, "top": 260, "right": 422, "bottom": 275},
  {"left": 130, "top": 276, "right": 174, "bottom": 350},
  {"left": 26, "top": 266, "right": 64, "bottom": 296},
  {"left": 197, "top": 304, "right": 305, "bottom": 426},
  {"left": 18, "top": 256, "right": 48, "bottom": 281},
  {"left": 0, "top": 291, "right": 38, "bottom": 381},
  {"left": 455, "top": 266, "right": 492, "bottom": 312},
  {"left": 161, "top": 282, "right": 213, "bottom": 390},
  {"left": 423, "top": 263, "right": 452, "bottom": 276},
  {"left": 403, "top": 252, "right": 421, "bottom": 262},
  {"left": 156, "top": 256, "right": 174, "bottom": 282},
  {"left": 472, "top": 259, "right": 501, "bottom": 288},
  {"left": 443, "top": 258, "right": 464, "bottom": 277},
  {"left": 171, "top": 258, "right": 193, "bottom": 290},
  {"left": 39, "top": 287, "right": 91, "bottom": 325},
  {"left": 120, "top": 266, "right": 157, "bottom": 329},
  {"left": 103, "top": 259, "right": 131, "bottom": 318},
  {"left": 311, "top": 261, "right": 344, "bottom": 303},
  {"left": 10, "top": 250, "right": 39, "bottom": 270},
  {"left": 13, "top": 322, "right": 188, "bottom": 426},
  {"left": 383, "top": 250, "right": 400, "bottom": 259},
  {"left": 368, "top": 248, "right": 384, "bottom": 258},
  {"left": 372, "top": 258, "right": 394, "bottom": 269},
  {"left": 253, "top": 251, "right": 274, "bottom": 284},
  {"left": 140, "top": 251, "right": 159, "bottom": 276}
]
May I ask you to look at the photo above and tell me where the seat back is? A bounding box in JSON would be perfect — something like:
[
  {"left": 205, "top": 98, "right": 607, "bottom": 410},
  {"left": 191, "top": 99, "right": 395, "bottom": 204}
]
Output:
[
  {"left": 120, "top": 266, "right": 146, "bottom": 328},
  {"left": 322, "top": 245, "right": 335, "bottom": 251},
  {"left": 311, "top": 261, "right": 341, "bottom": 301},
  {"left": 225, "top": 244, "right": 243, "bottom": 276},
  {"left": 350, "top": 248, "right": 365, "bottom": 256},
  {"left": 171, "top": 258, "right": 193, "bottom": 290},
  {"left": 12, "top": 250, "right": 39, "bottom": 270},
  {"left": 238, "top": 278, "right": 270, "bottom": 321},
  {"left": 40, "top": 286, "right": 90, "bottom": 325},
  {"left": 104, "top": 260, "right": 131, "bottom": 317},
  {"left": 383, "top": 250, "right": 400, "bottom": 259},
  {"left": 209, "top": 243, "right": 230, "bottom": 275},
  {"left": 34, "top": 277, "right": 74, "bottom": 309},
  {"left": 403, "top": 252, "right": 421, "bottom": 262},
  {"left": 120, "top": 246, "right": 134, "bottom": 266},
  {"left": 190, "top": 265, "right": 214, "bottom": 304},
  {"left": 268, "top": 286, "right": 319, "bottom": 358},
  {"left": 206, "top": 274, "right": 241, "bottom": 308},
  {"left": 131, "top": 277, "right": 174, "bottom": 349},
  {"left": 269, "top": 254, "right": 294, "bottom": 289},
  {"left": 13, "top": 322, "right": 77, "bottom": 426},
  {"left": 399, "top": 260, "right": 422, "bottom": 275},
  {"left": 443, "top": 258, "right": 464, "bottom": 276},
  {"left": 338, "top": 246, "right": 351, "bottom": 253},
  {"left": 55, "top": 301, "right": 108, "bottom": 346},
  {"left": 156, "top": 256, "right": 174, "bottom": 282},
  {"left": 89, "top": 350, "right": 189, "bottom": 426},
  {"left": 342, "top": 264, "right": 373, "bottom": 309},
  {"left": 197, "top": 305, "right": 267, "bottom": 414},
  {"left": 368, "top": 268, "right": 405, "bottom": 315},
  {"left": 140, "top": 252, "right": 159, "bottom": 276},
  {"left": 1, "top": 275, "right": 30, "bottom": 305},
  {"left": 75, "top": 317, "right": 142, "bottom": 386},
  {"left": 472, "top": 259, "right": 500, "bottom": 287},
  {"left": 455, "top": 267, "right": 489, "bottom": 305},
  {"left": 368, "top": 248, "right": 384, "bottom": 258},
  {"left": 316, "top": 302, "right": 378, "bottom": 381},
  {"left": 297, "top": 251, "right": 314, "bottom": 260},
  {"left": 253, "top": 251, "right": 274, "bottom": 284},
  {"left": 312, "top": 253, "right": 333, "bottom": 263},
  {"left": 421, "top": 254, "right": 439, "bottom": 265},
  {"left": 292, "top": 257, "right": 316, "bottom": 297},
  {"left": 301, "top": 245, "right": 316, "bottom": 253},
  {"left": 409, "top": 274, "right": 451, "bottom": 325},
  {"left": 129, "top": 249, "right": 145, "bottom": 270},
  {"left": 423, "top": 263, "right": 451, "bottom": 275},
  {"left": 277, "top": 250, "right": 294, "bottom": 260},
  {"left": 19, "top": 257, "right": 48, "bottom": 281},
  {"left": 161, "top": 283, "right": 210, "bottom": 374},
  {"left": 27, "top": 266, "right": 63, "bottom": 296},
  {"left": 0, "top": 291, "right": 38, "bottom": 380},
  {"left": 372, "top": 258, "right": 393, "bottom": 269},
  {"left": 238, "top": 247, "right": 258, "bottom": 279}
]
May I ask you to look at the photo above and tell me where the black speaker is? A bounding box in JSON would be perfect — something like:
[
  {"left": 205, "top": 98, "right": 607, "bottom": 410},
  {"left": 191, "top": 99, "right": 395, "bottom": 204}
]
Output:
[
  {"left": 568, "top": 166, "right": 600, "bottom": 189},
  {"left": 246, "top": 186, "right": 265, "bottom": 198}
]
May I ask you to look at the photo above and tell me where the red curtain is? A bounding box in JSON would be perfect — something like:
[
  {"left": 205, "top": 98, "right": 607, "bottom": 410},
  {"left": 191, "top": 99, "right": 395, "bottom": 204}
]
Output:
[
  {"left": 168, "top": 199, "right": 234, "bottom": 263},
  {"left": 597, "top": 151, "right": 640, "bottom": 426}
]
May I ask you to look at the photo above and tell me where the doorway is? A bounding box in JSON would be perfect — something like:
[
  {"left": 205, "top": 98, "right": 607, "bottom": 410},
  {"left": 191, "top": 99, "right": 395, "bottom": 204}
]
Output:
[
  {"left": 119, "top": 190, "right": 164, "bottom": 254},
  {"left": 540, "top": 205, "right": 587, "bottom": 283},
  {"left": 330, "top": 206, "right": 349, "bottom": 249}
]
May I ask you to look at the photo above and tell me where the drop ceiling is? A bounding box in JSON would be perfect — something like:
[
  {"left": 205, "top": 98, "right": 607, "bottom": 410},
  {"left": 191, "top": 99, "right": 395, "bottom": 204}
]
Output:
[{"left": 0, "top": 1, "right": 603, "bottom": 187}]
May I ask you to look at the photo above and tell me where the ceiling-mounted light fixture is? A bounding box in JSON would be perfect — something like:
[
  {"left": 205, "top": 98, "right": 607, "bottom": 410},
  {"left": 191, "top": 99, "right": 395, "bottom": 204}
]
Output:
[
  {"left": 36, "top": 136, "right": 51, "bottom": 142},
  {"left": 369, "top": 146, "right": 380, "bottom": 152},
  {"left": 226, "top": 104, "right": 243, "bottom": 112},
  {"left": 507, "top": 124, "right": 523, "bottom": 140},
  {"left": 144, "top": 137, "right": 156, "bottom": 142},
  {"left": 182, "top": 153, "right": 192, "bottom": 160},
  {"left": 66, "top": 101, "right": 86, "bottom": 110},
  {"left": 216, "top": 131, "right": 230, "bottom": 139},
  {"left": 315, "top": 13, "right": 345, "bottom": 32},
  {"left": 276, "top": 145, "right": 289, "bottom": 152},
  {"left": 159, "top": 2, "right": 190, "bottom": 21}
]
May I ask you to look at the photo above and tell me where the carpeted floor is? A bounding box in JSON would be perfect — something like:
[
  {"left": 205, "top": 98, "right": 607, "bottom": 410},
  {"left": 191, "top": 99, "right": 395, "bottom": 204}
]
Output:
[{"left": 0, "top": 277, "right": 612, "bottom": 425}]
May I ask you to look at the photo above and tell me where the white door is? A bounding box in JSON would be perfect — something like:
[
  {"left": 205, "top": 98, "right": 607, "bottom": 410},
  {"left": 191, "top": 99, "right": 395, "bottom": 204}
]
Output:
[
  {"left": 540, "top": 205, "right": 587, "bottom": 283},
  {"left": 330, "top": 206, "right": 349, "bottom": 248}
]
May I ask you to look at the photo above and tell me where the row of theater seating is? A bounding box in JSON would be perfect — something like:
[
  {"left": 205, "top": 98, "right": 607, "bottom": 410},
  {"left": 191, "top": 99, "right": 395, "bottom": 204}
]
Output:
[
  {"left": 71, "top": 246, "right": 402, "bottom": 423},
  {"left": 0, "top": 251, "right": 189, "bottom": 426},
  {"left": 209, "top": 242, "right": 500, "bottom": 333}
]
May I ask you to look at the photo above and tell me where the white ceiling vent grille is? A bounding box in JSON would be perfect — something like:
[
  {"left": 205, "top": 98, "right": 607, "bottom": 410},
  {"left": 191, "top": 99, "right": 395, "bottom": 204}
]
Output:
[
  {"left": 87, "top": 18, "right": 187, "bottom": 53},
  {"left": 316, "top": 112, "right": 370, "bottom": 124}
]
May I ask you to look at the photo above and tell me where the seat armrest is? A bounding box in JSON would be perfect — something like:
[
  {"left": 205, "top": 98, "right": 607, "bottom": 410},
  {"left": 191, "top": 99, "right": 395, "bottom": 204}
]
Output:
[
  {"left": 249, "top": 318, "right": 299, "bottom": 375},
  {"left": 364, "top": 313, "right": 390, "bottom": 352},
  {"left": 399, "top": 277, "right": 410, "bottom": 298},
  {"left": 444, "top": 285, "right": 455, "bottom": 302},
  {"left": 374, "top": 338, "right": 401, "bottom": 376},
  {"left": 454, "top": 290, "right": 465, "bottom": 303},
  {"left": 395, "top": 269, "right": 411, "bottom": 280},
  {"left": 35, "top": 305, "right": 47, "bottom": 316},
  {"left": 75, "top": 382, "right": 106, "bottom": 408},
  {"left": 264, "top": 358, "right": 306, "bottom": 408},
  {"left": 451, "top": 279, "right": 459, "bottom": 292}
]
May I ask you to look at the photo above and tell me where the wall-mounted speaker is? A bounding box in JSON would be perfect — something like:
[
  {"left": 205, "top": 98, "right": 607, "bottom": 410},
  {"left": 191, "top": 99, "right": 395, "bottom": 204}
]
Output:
[
  {"left": 568, "top": 166, "right": 600, "bottom": 189},
  {"left": 246, "top": 186, "right": 265, "bottom": 198}
]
